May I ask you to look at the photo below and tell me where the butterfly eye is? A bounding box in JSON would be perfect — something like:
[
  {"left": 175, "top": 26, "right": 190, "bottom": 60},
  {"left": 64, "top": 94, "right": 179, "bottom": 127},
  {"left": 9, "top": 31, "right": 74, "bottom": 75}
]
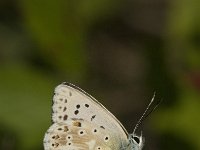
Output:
[{"left": 133, "top": 136, "right": 140, "bottom": 144}]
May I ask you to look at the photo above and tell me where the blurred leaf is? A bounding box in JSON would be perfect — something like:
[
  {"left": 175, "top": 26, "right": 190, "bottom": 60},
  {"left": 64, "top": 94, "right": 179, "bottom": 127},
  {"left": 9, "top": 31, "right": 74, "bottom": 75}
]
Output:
[
  {"left": 19, "top": 0, "right": 87, "bottom": 80},
  {"left": 0, "top": 64, "right": 56, "bottom": 149},
  {"left": 153, "top": 87, "right": 200, "bottom": 149},
  {"left": 18, "top": 0, "right": 119, "bottom": 80},
  {"left": 158, "top": 2, "right": 200, "bottom": 148},
  {"left": 168, "top": 0, "right": 200, "bottom": 40},
  {"left": 167, "top": 0, "right": 200, "bottom": 70}
]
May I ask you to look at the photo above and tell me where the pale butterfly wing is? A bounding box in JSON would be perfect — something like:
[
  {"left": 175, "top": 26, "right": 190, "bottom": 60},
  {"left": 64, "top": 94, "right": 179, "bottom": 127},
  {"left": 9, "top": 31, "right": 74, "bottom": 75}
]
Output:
[
  {"left": 44, "top": 120, "right": 130, "bottom": 150},
  {"left": 44, "top": 82, "right": 129, "bottom": 150}
]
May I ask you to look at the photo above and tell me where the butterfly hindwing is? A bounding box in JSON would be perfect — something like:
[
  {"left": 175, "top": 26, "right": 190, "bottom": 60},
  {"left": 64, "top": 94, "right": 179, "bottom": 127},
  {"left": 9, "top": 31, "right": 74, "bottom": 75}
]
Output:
[{"left": 44, "top": 119, "right": 120, "bottom": 150}]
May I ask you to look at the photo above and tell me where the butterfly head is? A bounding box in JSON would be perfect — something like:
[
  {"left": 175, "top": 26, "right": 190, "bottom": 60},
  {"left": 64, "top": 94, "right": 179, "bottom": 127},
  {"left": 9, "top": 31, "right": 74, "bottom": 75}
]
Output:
[{"left": 128, "top": 133, "right": 144, "bottom": 150}]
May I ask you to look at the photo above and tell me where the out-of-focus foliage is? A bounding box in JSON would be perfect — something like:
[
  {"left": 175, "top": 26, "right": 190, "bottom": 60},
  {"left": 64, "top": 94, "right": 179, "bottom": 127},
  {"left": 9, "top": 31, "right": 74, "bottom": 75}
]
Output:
[
  {"left": 19, "top": 0, "right": 119, "bottom": 80},
  {"left": 0, "top": 64, "right": 53, "bottom": 149},
  {"left": 0, "top": 0, "right": 199, "bottom": 149},
  {"left": 153, "top": 0, "right": 200, "bottom": 149}
]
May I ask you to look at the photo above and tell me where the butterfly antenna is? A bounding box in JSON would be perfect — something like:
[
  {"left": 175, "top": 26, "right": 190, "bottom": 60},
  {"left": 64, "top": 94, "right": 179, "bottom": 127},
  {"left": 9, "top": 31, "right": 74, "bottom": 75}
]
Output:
[
  {"left": 141, "top": 98, "right": 162, "bottom": 122},
  {"left": 133, "top": 92, "right": 160, "bottom": 134}
]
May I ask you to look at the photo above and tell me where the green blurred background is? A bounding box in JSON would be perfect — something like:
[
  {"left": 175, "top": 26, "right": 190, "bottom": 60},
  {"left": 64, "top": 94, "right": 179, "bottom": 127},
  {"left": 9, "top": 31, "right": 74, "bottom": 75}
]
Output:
[{"left": 0, "top": 0, "right": 200, "bottom": 149}]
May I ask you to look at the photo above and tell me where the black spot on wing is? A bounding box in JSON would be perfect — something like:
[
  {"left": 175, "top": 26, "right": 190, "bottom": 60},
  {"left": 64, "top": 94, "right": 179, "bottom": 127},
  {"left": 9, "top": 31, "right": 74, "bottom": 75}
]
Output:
[
  {"left": 63, "top": 115, "right": 68, "bottom": 120},
  {"left": 76, "top": 104, "right": 80, "bottom": 109},
  {"left": 85, "top": 104, "right": 89, "bottom": 108},
  {"left": 63, "top": 107, "right": 67, "bottom": 112},
  {"left": 100, "top": 126, "right": 105, "bottom": 129},
  {"left": 69, "top": 91, "right": 72, "bottom": 96},
  {"left": 74, "top": 110, "right": 79, "bottom": 115},
  {"left": 91, "top": 115, "right": 96, "bottom": 121}
]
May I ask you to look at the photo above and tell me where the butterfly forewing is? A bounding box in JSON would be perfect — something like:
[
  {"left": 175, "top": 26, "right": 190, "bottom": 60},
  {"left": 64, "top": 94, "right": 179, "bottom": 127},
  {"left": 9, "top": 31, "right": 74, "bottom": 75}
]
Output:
[{"left": 44, "top": 83, "right": 129, "bottom": 150}]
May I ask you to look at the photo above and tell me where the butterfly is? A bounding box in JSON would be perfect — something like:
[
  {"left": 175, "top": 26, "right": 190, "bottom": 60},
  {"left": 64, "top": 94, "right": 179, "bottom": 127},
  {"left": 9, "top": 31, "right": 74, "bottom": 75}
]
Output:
[{"left": 44, "top": 82, "right": 156, "bottom": 150}]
